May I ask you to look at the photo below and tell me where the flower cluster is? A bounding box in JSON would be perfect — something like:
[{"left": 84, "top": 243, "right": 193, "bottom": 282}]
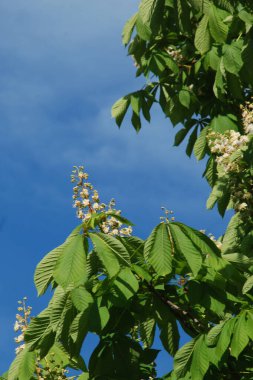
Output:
[
  {"left": 36, "top": 353, "right": 76, "bottom": 380},
  {"left": 208, "top": 130, "right": 248, "bottom": 173},
  {"left": 166, "top": 46, "right": 183, "bottom": 62},
  {"left": 160, "top": 207, "right": 175, "bottom": 222},
  {"left": 71, "top": 166, "right": 132, "bottom": 236},
  {"left": 14, "top": 297, "right": 32, "bottom": 355},
  {"left": 241, "top": 99, "right": 253, "bottom": 135}
]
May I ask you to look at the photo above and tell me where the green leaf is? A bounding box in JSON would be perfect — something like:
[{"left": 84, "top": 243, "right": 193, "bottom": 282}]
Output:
[
  {"left": 206, "top": 321, "right": 226, "bottom": 346},
  {"left": 111, "top": 268, "right": 139, "bottom": 305},
  {"left": 174, "top": 123, "right": 194, "bottom": 146},
  {"left": 193, "top": 127, "right": 208, "bottom": 160},
  {"left": 210, "top": 114, "right": 238, "bottom": 133},
  {"left": 136, "top": 0, "right": 163, "bottom": 41},
  {"left": 144, "top": 223, "right": 173, "bottom": 276},
  {"left": 179, "top": 89, "right": 191, "bottom": 109},
  {"left": 186, "top": 126, "right": 198, "bottom": 157},
  {"left": 222, "top": 43, "right": 243, "bottom": 75},
  {"left": 25, "top": 308, "right": 51, "bottom": 347},
  {"left": 203, "top": 156, "right": 217, "bottom": 187},
  {"left": 222, "top": 213, "right": 245, "bottom": 254},
  {"left": 111, "top": 96, "right": 130, "bottom": 127},
  {"left": 174, "top": 222, "right": 221, "bottom": 258},
  {"left": 71, "top": 287, "right": 94, "bottom": 311},
  {"left": 190, "top": 335, "right": 209, "bottom": 380},
  {"left": 170, "top": 223, "right": 202, "bottom": 276},
  {"left": 195, "top": 14, "right": 211, "bottom": 54},
  {"left": 155, "top": 300, "right": 179, "bottom": 356},
  {"left": 176, "top": 0, "right": 191, "bottom": 35},
  {"left": 131, "top": 93, "right": 142, "bottom": 115},
  {"left": 49, "top": 286, "right": 69, "bottom": 329},
  {"left": 90, "top": 232, "right": 130, "bottom": 277},
  {"left": 139, "top": 317, "right": 156, "bottom": 348},
  {"left": 78, "top": 374, "right": 89, "bottom": 380},
  {"left": 215, "top": 317, "right": 236, "bottom": 358},
  {"left": 8, "top": 348, "right": 36, "bottom": 380},
  {"left": 242, "top": 275, "right": 253, "bottom": 294},
  {"left": 230, "top": 312, "right": 249, "bottom": 358},
  {"left": 53, "top": 235, "right": 88, "bottom": 289},
  {"left": 34, "top": 226, "right": 82, "bottom": 296},
  {"left": 122, "top": 13, "right": 138, "bottom": 45},
  {"left": 208, "top": 4, "right": 229, "bottom": 43},
  {"left": 173, "top": 338, "right": 196, "bottom": 378}
]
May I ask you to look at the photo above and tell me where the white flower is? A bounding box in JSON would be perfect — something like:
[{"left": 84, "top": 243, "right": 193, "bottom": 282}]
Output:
[
  {"left": 102, "top": 226, "right": 110, "bottom": 234},
  {"left": 245, "top": 123, "right": 253, "bottom": 134},
  {"left": 14, "top": 321, "right": 20, "bottom": 332},
  {"left": 15, "top": 344, "right": 25, "bottom": 355},
  {"left": 80, "top": 189, "right": 89, "bottom": 198},
  {"left": 77, "top": 210, "right": 84, "bottom": 219},
  {"left": 15, "top": 334, "right": 24, "bottom": 343},
  {"left": 73, "top": 200, "right": 82, "bottom": 208},
  {"left": 82, "top": 199, "right": 90, "bottom": 207},
  {"left": 93, "top": 202, "right": 100, "bottom": 210},
  {"left": 238, "top": 202, "right": 248, "bottom": 211},
  {"left": 111, "top": 229, "right": 119, "bottom": 235},
  {"left": 84, "top": 213, "right": 91, "bottom": 220}
]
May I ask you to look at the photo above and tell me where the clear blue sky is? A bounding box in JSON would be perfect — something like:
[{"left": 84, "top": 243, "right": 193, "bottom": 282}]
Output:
[{"left": 0, "top": 0, "right": 230, "bottom": 375}]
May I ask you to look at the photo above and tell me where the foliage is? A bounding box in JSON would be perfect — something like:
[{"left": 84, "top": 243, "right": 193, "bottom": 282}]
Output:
[{"left": 3, "top": 1, "right": 253, "bottom": 379}]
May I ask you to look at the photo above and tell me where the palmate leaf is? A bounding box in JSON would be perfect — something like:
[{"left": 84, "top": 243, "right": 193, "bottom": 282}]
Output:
[
  {"left": 144, "top": 223, "right": 173, "bottom": 276},
  {"left": 8, "top": 347, "right": 36, "bottom": 380},
  {"left": 90, "top": 232, "right": 130, "bottom": 278},
  {"left": 34, "top": 225, "right": 83, "bottom": 296},
  {"left": 53, "top": 235, "right": 88, "bottom": 289}
]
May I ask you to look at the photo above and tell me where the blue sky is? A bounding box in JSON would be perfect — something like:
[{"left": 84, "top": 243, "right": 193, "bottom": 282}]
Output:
[{"left": 0, "top": 0, "right": 230, "bottom": 375}]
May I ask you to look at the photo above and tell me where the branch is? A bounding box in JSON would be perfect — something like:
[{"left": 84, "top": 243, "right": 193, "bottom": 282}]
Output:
[{"left": 146, "top": 282, "right": 207, "bottom": 335}]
